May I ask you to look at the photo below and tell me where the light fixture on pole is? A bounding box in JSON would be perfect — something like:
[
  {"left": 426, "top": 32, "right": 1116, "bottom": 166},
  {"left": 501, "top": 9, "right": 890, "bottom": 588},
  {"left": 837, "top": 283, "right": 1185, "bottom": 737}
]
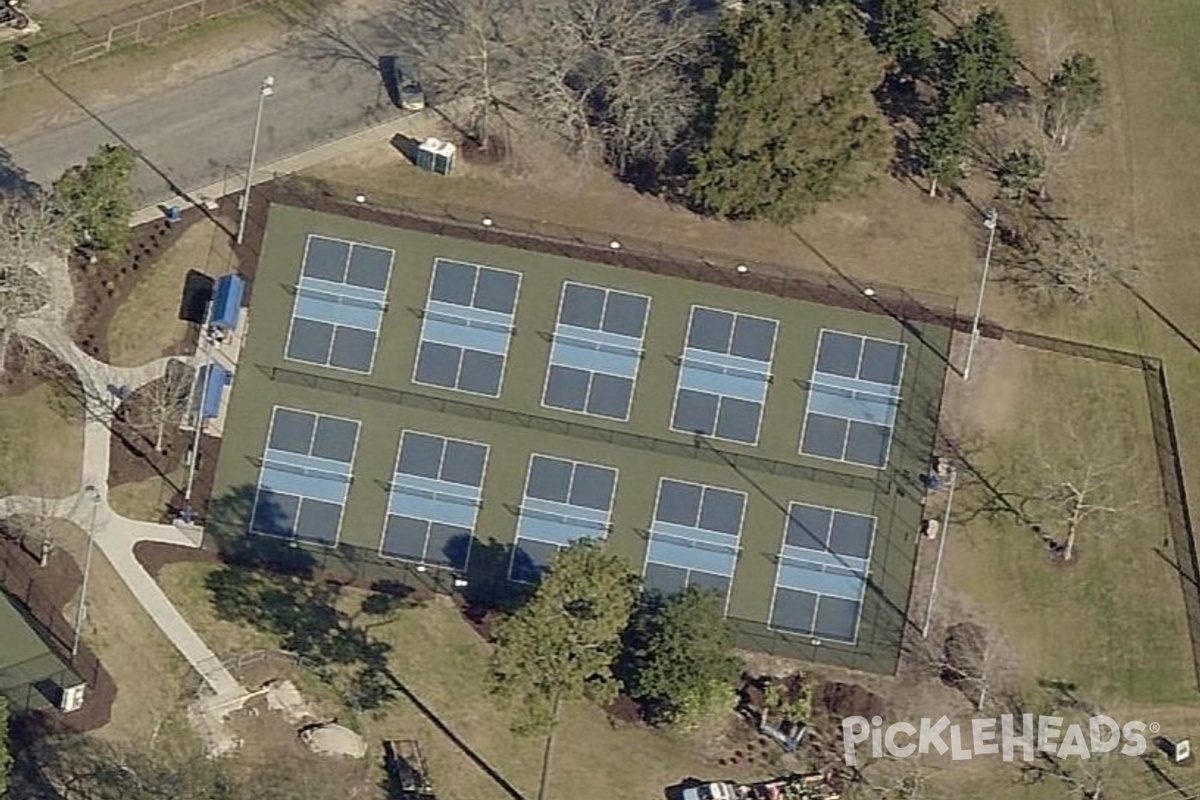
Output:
[
  {"left": 235, "top": 75, "right": 275, "bottom": 245},
  {"left": 71, "top": 485, "right": 101, "bottom": 658},
  {"left": 963, "top": 208, "right": 999, "bottom": 381}
]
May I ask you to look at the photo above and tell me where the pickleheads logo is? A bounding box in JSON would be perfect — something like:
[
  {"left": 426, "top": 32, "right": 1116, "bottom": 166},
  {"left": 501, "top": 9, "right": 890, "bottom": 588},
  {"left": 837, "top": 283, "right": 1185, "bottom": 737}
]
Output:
[{"left": 841, "top": 715, "right": 1157, "bottom": 765}]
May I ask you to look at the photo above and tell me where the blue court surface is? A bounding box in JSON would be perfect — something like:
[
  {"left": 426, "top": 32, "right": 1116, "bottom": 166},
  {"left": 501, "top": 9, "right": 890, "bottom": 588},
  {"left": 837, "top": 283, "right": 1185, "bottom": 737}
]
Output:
[
  {"left": 542, "top": 282, "right": 650, "bottom": 421},
  {"left": 671, "top": 306, "right": 778, "bottom": 445},
  {"left": 251, "top": 407, "right": 359, "bottom": 545},
  {"left": 642, "top": 478, "right": 747, "bottom": 608},
  {"left": 381, "top": 431, "right": 489, "bottom": 570},
  {"left": 414, "top": 259, "right": 521, "bottom": 397},
  {"left": 800, "top": 330, "right": 906, "bottom": 468},
  {"left": 769, "top": 503, "right": 876, "bottom": 643},
  {"left": 510, "top": 454, "right": 619, "bottom": 582},
  {"left": 285, "top": 235, "right": 394, "bottom": 373}
]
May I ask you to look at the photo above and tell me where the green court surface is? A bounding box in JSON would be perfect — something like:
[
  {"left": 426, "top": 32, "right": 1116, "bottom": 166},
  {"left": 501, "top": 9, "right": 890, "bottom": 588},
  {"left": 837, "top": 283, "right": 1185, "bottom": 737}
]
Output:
[
  {"left": 0, "top": 591, "right": 73, "bottom": 711},
  {"left": 210, "top": 203, "right": 951, "bottom": 673}
]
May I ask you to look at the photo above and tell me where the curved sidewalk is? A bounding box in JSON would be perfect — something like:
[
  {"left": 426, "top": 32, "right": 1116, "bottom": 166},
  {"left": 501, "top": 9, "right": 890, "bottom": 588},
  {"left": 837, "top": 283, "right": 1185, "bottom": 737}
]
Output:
[{"left": 0, "top": 257, "right": 243, "bottom": 701}]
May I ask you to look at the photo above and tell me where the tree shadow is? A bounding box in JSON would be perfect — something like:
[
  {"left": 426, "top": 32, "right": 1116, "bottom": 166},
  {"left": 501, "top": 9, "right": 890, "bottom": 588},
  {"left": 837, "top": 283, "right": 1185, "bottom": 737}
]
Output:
[
  {"left": 0, "top": 145, "right": 37, "bottom": 196},
  {"left": 457, "top": 536, "right": 532, "bottom": 638},
  {"left": 271, "top": 0, "right": 386, "bottom": 74},
  {"left": 203, "top": 551, "right": 425, "bottom": 710}
]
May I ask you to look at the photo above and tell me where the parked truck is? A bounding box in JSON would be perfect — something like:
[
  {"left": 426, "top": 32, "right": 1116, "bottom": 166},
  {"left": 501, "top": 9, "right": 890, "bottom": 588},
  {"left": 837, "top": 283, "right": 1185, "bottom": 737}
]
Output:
[{"left": 681, "top": 772, "right": 841, "bottom": 800}]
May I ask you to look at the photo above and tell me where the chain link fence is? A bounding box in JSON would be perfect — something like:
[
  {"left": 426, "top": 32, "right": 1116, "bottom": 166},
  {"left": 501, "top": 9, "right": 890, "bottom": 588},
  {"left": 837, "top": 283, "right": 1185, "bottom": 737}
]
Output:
[
  {"left": 0, "top": 0, "right": 266, "bottom": 91},
  {"left": 1002, "top": 330, "right": 1200, "bottom": 690}
]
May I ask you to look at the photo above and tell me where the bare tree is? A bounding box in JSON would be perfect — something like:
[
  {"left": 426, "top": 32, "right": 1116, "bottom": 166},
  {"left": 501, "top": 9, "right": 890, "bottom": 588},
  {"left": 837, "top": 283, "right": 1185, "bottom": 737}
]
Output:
[
  {"left": 424, "top": 0, "right": 524, "bottom": 144},
  {"left": 1031, "top": 12, "right": 1079, "bottom": 82},
  {"left": 995, "top": 206, "right": 1139, "bottom": 307},
  {"left": 1030, "top": 421, "right": 1144, "bottom": 562},
  {"left": 517, "top": 0, "right": 707, "bottom": 172},
  {"left": 940, "top": 622, "right": 1017, "bottom": 711},
  {"left": 127, "top": 360, "right": 194, "bottom": 453},
  {"left": 0, "top": 194, "right": 69, "bottom": 374}
]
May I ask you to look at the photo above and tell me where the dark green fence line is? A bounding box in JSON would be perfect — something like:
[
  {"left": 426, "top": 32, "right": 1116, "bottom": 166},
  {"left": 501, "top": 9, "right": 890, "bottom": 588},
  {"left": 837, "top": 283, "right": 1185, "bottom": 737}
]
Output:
[
  {"left": 1142, "top": 364, "right": 1200, "bottom": 690},
  {"left": 1004, "top": 329, "right": 1153, "bottom": 369},
  {"left": 265, "top": 365, "right": 882, "bottom": 495},
  {"left": 1004, "top": 329, "right": 1200, "bottom": 691},
  {"left": 267, "top": 178, "right": 1000, "bottom": 339}
]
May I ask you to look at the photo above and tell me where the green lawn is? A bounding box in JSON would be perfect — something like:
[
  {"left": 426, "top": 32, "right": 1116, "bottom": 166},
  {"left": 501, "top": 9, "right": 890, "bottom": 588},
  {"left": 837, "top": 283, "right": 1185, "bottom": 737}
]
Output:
[
  {"left": 108, "top": 470, "right": 185, "bottom": 523},
  {"left": 156, "top": 561, "right": 758, "bottom": 800},
  {"left": 0, "top": 382, "right": 83, "bottom": 496},
  {"left": 944, "top": 344, "right": 1195, "bottom": 705},
  {"left": 105, "top": 218, "right": 230, "bottom": 367}
]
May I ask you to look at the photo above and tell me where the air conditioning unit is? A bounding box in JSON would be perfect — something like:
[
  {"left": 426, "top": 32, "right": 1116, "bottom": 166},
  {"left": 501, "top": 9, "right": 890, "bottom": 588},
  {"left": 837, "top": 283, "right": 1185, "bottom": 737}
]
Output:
[{"left": 59, "top": 682, "right": 86, "bottom": 713}]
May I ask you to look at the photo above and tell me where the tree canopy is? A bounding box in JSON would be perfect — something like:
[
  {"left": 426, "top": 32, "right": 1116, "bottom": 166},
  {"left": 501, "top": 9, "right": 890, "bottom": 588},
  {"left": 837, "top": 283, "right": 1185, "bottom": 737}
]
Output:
[
  {"left": 937, "top": 6, "right": 1018, "bottom": 107},
  {"left": 52, "top": 144, "right": 136, "bottom": 254},
  {"left": 0, "top": 696, "right": 10, "bottom": 799},
  {"left": 875, "top": 0, "right": 935, "bottom": 75},
  {"left": 490, "top": 540, "right": 639, "bottom": 733},
  {"left": 631, "top": 587, "right": 740, "bottom": 729},
  {"left": 687, "top": 0, "right": 891, "bottom": 224},
  {"left": 1044, "top": 52, "right": 1103, "bottom": 149}
]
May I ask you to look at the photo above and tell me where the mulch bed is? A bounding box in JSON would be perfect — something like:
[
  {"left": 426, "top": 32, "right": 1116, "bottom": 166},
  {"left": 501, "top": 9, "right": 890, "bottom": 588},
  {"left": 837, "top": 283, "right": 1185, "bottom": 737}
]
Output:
[
  {"left": 67, "top": 203, "right": 225, "bottom": 362},
  {"left": 0, "top": 535, "right": 116, "bottom": 732},
  {"left": 107, "top": 373, "right": 223, "bottom": 523}
]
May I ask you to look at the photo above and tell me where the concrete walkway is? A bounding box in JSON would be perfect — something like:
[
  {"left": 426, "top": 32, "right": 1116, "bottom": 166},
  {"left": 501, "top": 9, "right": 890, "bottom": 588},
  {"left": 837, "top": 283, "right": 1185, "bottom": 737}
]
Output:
[{"left": 0, "top": 254, "right": 243, "bottom": 701}]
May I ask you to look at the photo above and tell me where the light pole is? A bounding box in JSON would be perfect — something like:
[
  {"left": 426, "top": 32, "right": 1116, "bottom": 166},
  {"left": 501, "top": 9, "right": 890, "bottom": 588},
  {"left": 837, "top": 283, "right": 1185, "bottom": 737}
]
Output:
[
  {"left": 72, "top": 485, "right": 101, "bottom": 658},
  {"left": 184, "top": 300, "right": 214, "bottom": 507},
  {"left": 236, "top": 75, "right": 275, "bottom": 245},
  {"left": 921, "top": 466, "right": 957, "bottom": 639},
  {"left": 963, "top": 208, "right": 999, "bottom": 381}
]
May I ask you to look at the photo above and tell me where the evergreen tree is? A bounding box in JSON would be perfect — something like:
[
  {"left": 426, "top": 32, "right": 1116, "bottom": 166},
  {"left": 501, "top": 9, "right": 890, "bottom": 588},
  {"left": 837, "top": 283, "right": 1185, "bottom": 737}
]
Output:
[
  {"left": 688, "top": 0, "right": 892, "bottom": 224},
  {"left": 919, "top": 89, "right": 975, "bottom": 196},
  {"left": 632, "top": 587, "right": 740, "bottom": 730},
  {"left": 53, "top": 143, "right": 137, "bottom": 254},
  {"left": 490, "top": 540, "right": 639, "bottom": 734},
  {"left": 938, "top": 6, "right": 1018, "bottom": 106},
  {"left": 876, "top": 0, "right": 935, "bottom": 75}
]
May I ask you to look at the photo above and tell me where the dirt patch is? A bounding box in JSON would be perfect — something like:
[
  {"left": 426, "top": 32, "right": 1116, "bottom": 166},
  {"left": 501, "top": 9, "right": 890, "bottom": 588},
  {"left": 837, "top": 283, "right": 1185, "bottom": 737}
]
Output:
[
  {"left": 814, "top": 681, "right": 886, "bottom": 721},
  {"left": 223, "top": 694, "right": 374, "bottom": 795},
  {"left": 940, "top": 337, "right": 1029, "bottom": 441},
  {"left": 604, "top": 693, "right": 644, "bottom": 725}
]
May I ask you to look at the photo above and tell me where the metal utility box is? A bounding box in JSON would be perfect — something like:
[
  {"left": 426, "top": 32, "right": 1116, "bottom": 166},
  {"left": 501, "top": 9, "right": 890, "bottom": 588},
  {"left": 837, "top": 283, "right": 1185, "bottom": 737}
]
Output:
[{"left": 415, "top": 138, "right": 456, "bottom": 177}]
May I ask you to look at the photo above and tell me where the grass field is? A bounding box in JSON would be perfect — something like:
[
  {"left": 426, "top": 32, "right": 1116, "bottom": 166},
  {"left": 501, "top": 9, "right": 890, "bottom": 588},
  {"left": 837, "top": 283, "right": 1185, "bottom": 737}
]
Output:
[
  {"left": 0, "top": 382, "right": 83, "bottom": 496},
  {"left": 108, "top": 470, "right": 185, "bottom": 522},
  {"left": 943, "top": 341, "right": 1195, "bottom": 706},
  {"left": 107, "top": 217, "right": 232, "bottom": 367},
  {"left": 156, "top": 561, "right": 765, "bottom": 800}
]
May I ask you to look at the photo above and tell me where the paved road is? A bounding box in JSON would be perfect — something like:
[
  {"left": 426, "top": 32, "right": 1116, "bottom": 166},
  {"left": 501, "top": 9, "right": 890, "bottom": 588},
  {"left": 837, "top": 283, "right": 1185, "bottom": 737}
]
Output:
[{"left": 6, "top": 43, "right": 397, "bottom": 207}]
